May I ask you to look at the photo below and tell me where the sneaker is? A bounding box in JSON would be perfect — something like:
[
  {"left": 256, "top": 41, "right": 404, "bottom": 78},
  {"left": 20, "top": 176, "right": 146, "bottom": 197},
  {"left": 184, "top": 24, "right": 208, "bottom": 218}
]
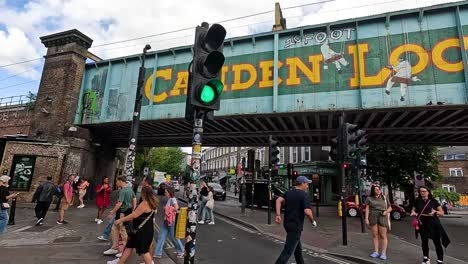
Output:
[
  {"left": 422, "top": 257, "right": 431, "bottom": 264},
  {"left": 385, "top": 90, "right": 390, "bottom": 95},
  {"left": 107, "top": 259, "right": 120, "bottom": 264},
  {"left": 379, "top": 254, "right": 387, "bottom": 260},
  {"left": 208, "top": 222, "right": 215, "bottom": 225},
  {"left": 97, "top": 235, "right": 109, "bottom": 241},
  {"left": 115, "top": 253, "right": 122, "bottom": 258},
  {"left": 62, "top": 220, "right": 68, "bottom": 224},
  {"left": 97, "top": 219, "right": 103, "bottom": 225},
  {"left": 38, "top": 222, "right": 43, "bottom": 226},
  {"left": 177, "top": 253, "right": 184, "bottom": 258},
  {"left": 103, "top": 248, "right": 119, "bottom": 255},
  {"left": 370, "top": 252, "right": 379, "bottom": 258},
  {"left": 77, "top": 204, "right": 85, "bottom": 208},
  {"left": 153, "top": 255, "right": 162, "bottom": 259},
  {"left": 198, "top": 221, "right": 205, "bottom": 224},
  {"left": 36, "top": 218, "right": 43, "bottom": 226},
  {"left": 56, "top": 220, "right": 64, "bottom": 225},
  {"left": 94, "top": 218, "right": 99, "bottom": 222}
]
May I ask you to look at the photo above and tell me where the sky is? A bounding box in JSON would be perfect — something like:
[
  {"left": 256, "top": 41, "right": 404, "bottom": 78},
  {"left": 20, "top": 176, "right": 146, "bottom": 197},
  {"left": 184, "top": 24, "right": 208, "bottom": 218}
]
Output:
[{"left": 0, "top": 0, "right": 461, "bottom": 101}]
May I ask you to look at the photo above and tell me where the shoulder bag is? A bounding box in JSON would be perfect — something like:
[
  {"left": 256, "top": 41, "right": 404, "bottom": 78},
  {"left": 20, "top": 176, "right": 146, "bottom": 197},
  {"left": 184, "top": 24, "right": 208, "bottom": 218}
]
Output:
[
  {"left": 125, "top": 210, "right": 154, "bottom": 236},
  {"left": 383, "top": 195, "right": 391, "bottom": 231},
  {"left": 412, "top": 200, "right": 431, "bottom": 230}
]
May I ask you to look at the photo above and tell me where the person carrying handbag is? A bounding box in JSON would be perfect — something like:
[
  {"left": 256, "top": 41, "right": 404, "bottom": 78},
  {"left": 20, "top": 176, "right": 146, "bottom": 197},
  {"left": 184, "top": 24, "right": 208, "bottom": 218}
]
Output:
[
  {"left": 411, "top": 186, "right": 450, "bottom": 264},
  {"left": 200, "top": 186, "right": 215, "bottom": 225},
  {"left": 154, "top": 187, "right": 185, "bottom": 259},
  {"left": 364, "top": 185, "right": 392, "bottom": 260}
]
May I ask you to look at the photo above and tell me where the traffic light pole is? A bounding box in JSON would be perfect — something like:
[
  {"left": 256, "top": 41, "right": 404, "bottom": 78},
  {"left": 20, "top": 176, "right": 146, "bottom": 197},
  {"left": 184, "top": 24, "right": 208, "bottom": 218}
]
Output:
[
  {"left": 124, "top": 45, "right": 151, "bottom": 184},
  {"left": 339, "top": 114, "right": 348, "bottom": 246},
  {"left": 184, "top": 111, "right": 205, "bottom": 264},
  {"left": 356, "top": 153, "right": 366, "bottom": 233},
  {"left": 268, "top": 167, "right": 272, "bottom": 225}
]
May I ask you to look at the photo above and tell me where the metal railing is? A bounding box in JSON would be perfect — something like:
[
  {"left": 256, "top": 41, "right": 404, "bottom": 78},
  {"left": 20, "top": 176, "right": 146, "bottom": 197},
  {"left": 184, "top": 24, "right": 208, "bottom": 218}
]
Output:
[{"left": 0, "top": 94, "right": 36, "bottom": 108}]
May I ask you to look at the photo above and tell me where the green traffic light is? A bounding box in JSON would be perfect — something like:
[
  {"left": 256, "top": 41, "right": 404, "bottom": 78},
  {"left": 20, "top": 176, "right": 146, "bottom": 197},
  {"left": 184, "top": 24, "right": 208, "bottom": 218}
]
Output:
[
  {"left": 199, "top": 79, "right": 224, "bottom": 105},
  {"left": 200, "top": 85, "right": 215, "bottom": 103}
]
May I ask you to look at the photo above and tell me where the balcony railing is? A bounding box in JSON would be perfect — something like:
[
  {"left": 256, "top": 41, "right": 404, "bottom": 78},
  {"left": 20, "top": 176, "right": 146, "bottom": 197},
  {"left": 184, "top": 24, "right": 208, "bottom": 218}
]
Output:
[{"left": 0, "top": 94, "right": 36, "bottom": 108}]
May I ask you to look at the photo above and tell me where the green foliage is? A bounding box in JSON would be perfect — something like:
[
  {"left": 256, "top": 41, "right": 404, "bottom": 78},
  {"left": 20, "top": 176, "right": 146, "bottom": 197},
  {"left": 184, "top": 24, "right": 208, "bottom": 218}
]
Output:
[
  {"left": 25, "top": 91, "right": 37, "bottom": 110},
  {"left": 433, "top": 188, "right": 461, "bottom": 204},
  {"left": 134, "top": 147, "right": 186, "bottom": 177},
  {"left": 365, "top": 145, "right": 441, "bottom": 201}
]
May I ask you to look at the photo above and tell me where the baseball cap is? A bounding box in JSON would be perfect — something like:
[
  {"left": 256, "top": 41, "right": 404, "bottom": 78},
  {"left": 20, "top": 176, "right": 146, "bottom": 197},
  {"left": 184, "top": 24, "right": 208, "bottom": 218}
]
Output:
[{"left": 296, "top": 176, "right": 312, "bottom": 184}]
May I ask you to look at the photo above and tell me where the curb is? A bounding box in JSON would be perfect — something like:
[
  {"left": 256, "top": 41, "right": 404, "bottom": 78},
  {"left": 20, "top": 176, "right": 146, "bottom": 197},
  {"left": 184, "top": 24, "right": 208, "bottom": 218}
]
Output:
[{"left": 329, "top": 253, "right": 379, "bottom": 264}]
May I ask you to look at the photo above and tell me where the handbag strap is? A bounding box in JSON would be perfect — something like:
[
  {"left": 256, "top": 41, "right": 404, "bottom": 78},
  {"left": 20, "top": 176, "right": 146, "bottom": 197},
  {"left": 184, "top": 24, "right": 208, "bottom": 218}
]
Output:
[
  {"left": 137, "top": 210, "right": 155, "bottom": 230},
  {"left": 417, "top": 200, "right": 431, "bottom": 221}
]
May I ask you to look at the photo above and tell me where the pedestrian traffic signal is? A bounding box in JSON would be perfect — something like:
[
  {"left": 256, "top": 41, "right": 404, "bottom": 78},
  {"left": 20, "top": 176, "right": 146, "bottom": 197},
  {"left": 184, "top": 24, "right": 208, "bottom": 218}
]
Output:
[
  {"left": 188, "top": 22, "right": 226, "bottom": 112},
  {"left": 269, "top": 135, "right": 280, "bottom": 166}
]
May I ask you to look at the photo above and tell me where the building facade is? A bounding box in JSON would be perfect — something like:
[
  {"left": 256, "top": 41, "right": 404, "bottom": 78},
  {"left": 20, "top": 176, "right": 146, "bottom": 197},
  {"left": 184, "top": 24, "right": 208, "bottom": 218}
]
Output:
[{"left": 436, "top": 146, "right": 468, "bottom": 194}]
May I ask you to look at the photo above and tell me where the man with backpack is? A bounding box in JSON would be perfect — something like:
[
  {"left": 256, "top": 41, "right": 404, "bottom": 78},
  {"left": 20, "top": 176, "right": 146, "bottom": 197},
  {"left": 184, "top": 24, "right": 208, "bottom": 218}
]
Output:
[
  {"left": 57, "top": 174, "right": 76, "bottom": 224},
  {"left": 32, "top": 176, "right": 56, "bottom": 226}
]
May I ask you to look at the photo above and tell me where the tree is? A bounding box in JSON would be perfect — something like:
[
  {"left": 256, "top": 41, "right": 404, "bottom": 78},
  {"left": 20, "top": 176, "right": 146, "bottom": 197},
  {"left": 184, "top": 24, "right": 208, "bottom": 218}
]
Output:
[
  {"left": 135, "top": 147, "right": 186, "bottom": 177},
  {"left": 433, "top": 188, "right": 461, "bottom": 205},
  {"left": 365, "top": 145, "right": 441, "bottom": 203}
]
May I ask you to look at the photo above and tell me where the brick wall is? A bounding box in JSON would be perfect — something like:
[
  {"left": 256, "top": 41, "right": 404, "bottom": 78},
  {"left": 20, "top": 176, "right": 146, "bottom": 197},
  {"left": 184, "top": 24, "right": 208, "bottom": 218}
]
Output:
[
  {"left": 436, "top": 160, "right": 468, "bottom": 194},
  {"left": 0, "top": 107, "right": 32, "bottom": 136},
  {"left": 0, "top": 141, "right": 67, "bottom": 202}
]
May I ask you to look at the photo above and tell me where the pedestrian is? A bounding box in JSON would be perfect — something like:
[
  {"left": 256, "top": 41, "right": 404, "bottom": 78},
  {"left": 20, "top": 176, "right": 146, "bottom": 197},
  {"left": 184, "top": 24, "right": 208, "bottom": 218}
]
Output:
[
  {"left": 32, "top": 176, "right": 56, "bottom": 226},
  {"left": 197, "top": 181, "right": 208, "bottom": 221},
  {"left": 364, "top": 184, "right": 392, "bottom": 260},
  {"left": 0, "top": 175, "right": 18, "bottom": 234},
  {"left": 95, "top": 177, "right": 112, "bottom": 224},
  {"left": 154, "top": 187, "right": 185, "bottom": 259},
  {"left": 103, "top": 176, "right": 137, "bottom": 258},
  {"left": 411, "top": 186, "right": 450, "bottom": 264},
  {"left": 107, "top": 186, "right": 158, "bottom": 264},
  {"left": 274, "top": 176, "right": 316, "bottom": 264},
  {"left": 77, "top": 178, "right": 90, "bottom": 208},
  {"left": 199, "top": 186, "right": 215, "bottom": 225},
  {"left": 57, "top": 174, "right": 75, "bottom": 224}
]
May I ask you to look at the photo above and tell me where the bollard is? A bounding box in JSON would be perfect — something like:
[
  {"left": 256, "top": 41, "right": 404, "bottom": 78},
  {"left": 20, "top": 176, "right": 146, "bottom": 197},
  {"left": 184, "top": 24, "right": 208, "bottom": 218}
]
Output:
[{"left": 8, "top": 198, "right": 16, "bottom": 225}]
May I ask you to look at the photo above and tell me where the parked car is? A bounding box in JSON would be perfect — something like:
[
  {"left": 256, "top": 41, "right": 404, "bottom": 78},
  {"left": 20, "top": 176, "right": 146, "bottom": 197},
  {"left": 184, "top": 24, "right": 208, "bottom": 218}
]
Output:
[
  {"left": 208, "top": 183, "right": 226, "bottom": 200},
  {"left": 171, "top": 180, "right": 180, "bottom": 192},
  {"left": 345, "top": 195, "right": 406, "bottom": 220}
]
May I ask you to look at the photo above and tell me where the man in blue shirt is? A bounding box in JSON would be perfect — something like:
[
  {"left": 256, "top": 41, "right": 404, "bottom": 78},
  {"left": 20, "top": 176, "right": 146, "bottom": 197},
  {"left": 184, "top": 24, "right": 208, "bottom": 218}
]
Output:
[{"left": 275, "top": 176, "right": 317, "bottom": 264}]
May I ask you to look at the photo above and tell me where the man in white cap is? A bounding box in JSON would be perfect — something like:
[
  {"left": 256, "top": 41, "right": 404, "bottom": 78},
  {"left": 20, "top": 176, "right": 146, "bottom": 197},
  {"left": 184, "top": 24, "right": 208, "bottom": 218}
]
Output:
[
  {"left": 275, "top": 176, "right": 317, "bottom": 264},
  {"left": 0, "top": 175, "right": 18, "bottom": 234}
]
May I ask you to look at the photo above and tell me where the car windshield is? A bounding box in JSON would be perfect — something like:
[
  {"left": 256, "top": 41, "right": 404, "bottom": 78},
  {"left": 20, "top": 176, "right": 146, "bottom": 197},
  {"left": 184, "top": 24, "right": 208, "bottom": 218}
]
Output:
[{"left": 209, "top": 183, "right": 222, "bottom": 189}]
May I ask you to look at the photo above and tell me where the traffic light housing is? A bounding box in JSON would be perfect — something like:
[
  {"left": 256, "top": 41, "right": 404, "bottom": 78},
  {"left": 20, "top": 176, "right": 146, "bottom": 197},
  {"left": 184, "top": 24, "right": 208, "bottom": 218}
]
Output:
[
  {"left": 329, "top": 136, "right": 339, "bottom": 161},
  {"left": 188, "top": 22, "right": 226, "bottom": 112},
  {"left": 269, "top": 135, "right": 280, "bottom": 166},
  {"left": 343, "top": 123, "right": 368, "bottom": 159}
]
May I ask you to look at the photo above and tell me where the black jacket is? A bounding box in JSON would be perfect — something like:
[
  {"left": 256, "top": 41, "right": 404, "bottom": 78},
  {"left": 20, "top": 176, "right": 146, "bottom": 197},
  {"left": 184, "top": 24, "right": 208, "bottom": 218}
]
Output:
[{"left": 33, "top": 181, "right": 56, "bottom": 202}]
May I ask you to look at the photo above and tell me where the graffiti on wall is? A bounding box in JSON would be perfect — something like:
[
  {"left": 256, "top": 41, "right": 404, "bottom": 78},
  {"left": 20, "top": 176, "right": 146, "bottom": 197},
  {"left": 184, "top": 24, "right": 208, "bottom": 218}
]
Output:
[{"left": 81, "top": 69, "right": 108, "bottom": 122}]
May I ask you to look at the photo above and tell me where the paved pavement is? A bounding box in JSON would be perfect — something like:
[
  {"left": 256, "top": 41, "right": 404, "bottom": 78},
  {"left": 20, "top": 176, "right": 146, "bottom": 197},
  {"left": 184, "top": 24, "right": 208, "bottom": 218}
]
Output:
[
  {"left": 0, "top": 200, "right": 176, "bottom": 264},
  {"left": 190, "top": 190, "right": 468, "bottom": 264}
]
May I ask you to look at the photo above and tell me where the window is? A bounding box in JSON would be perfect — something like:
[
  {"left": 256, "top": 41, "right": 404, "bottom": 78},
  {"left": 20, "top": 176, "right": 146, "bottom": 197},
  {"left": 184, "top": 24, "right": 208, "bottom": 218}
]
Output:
[
  {"left": 290, "top": 147, "right": 298, "bottom": 163},
  {"left": 442, "top": 184, "right": 456, "bottom": 193},
  {"left": 303, "top": 147, "right": 311, "bottom": 161},
  {"left": 444, "top": 154, "right": 466, "bottom": 160},
  {"left": 449, "top": 168, "right": 463, "bottom": 177},
  {"left": 445, "top": 154, "right": 455, "bottom": 160},
  {"left": 9, "top": 155, "right": 36, "bottom": 191},
  {"left": 455, "top": 154, "right": 466, "bottom": 160}
]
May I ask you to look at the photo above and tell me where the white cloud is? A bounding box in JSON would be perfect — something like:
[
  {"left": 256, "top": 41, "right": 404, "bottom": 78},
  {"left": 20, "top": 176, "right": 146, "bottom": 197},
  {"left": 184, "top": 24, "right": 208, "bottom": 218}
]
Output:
[{"left": 0, "top": 0, "right": 462, "bottom": 97}]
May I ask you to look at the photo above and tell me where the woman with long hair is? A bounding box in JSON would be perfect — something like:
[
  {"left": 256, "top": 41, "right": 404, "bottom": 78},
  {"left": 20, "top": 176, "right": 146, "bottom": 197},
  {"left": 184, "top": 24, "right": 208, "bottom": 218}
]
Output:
[
  {"left": 77, "top": 178, "right": 89, "bottom": 208},
  {"left": 108, "top": 186, "right": 158, "bottom": 264},
  {"left": 95, "top": 177, "right": 112, "bottom": 224},
  {"left": 154, "top": 187, "right": 185, "bottom": 259},
  {"left": 365, "top": 185, "right": 392, "bottom": 260},
  {"left": 200, "top": 186, "right": 215, "bottom": 225},
  {"left": 411, "top": 186, "right": 449, "bottom": 264}
]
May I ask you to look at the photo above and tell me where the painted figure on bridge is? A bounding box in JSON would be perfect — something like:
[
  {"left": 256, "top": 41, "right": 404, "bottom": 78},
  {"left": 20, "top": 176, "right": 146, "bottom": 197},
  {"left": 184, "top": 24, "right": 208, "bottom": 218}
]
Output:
[
  {"left": 385, "top": 57, "right": 421, "bottom": 102},
  {"left": 320, "top": 40, "right": 348, "bottom": 72}
]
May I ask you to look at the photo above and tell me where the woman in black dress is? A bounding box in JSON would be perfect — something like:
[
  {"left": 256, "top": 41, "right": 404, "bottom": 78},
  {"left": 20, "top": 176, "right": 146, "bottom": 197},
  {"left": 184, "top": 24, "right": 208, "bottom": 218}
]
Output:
[
  {"left": 411, "top": 186, "right": 449, "bottom": 264},
  {"left": 113, "top": 186, "right": 158, "bottom": 264}
]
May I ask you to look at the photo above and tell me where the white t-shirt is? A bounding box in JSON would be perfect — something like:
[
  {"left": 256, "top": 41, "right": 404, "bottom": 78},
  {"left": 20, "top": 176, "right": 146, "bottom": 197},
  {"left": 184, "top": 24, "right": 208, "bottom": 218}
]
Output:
[{"left": 165, "top": 197, "right": 177, "bottom": 207}]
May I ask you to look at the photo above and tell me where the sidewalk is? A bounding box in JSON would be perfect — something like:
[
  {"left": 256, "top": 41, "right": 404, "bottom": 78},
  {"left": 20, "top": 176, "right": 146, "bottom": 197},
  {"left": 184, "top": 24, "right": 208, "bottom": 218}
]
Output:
[
  {"left": 2, "top": 201, "right": 176, "bottom": 264},
  {"left": 211, "top": 195, "right": 467, "bottom": 264}
]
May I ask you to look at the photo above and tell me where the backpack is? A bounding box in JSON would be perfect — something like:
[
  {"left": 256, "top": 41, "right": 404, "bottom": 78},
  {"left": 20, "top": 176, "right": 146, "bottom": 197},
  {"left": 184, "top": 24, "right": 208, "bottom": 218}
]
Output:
[{"left": 56, "top": 184, "right": 64, "bottom": 198}]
